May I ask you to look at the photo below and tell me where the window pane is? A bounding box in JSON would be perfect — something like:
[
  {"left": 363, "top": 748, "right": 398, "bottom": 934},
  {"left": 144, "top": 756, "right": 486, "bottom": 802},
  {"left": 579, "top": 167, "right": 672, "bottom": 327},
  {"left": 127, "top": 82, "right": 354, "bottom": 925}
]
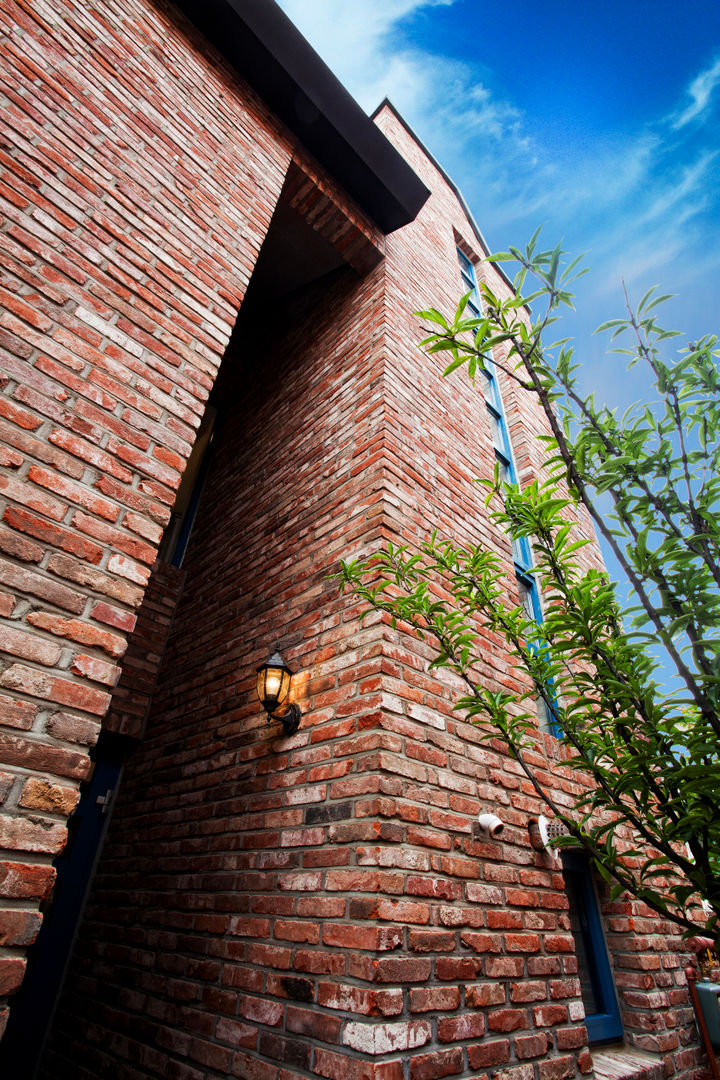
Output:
[
  {"left": 517, "top": 578, "right": 536, "bottom": 622},
  {"left": 565, "top": 870, "right": 601, "bottom": 1015},
  {"left": 487, "top": 408, "right": 509, "bottom": 455},
  {"left": 513, "top": 532, "right": 532, "bottom": 569},
  {"left": 478, "top": 367, "right": 494, "bottom": 401},
  {"left": 561, "top": 853, "right": 623, "bottom": 1043},
  {"left": 458, "top": 249, "right": 474, "bottom": 275}
]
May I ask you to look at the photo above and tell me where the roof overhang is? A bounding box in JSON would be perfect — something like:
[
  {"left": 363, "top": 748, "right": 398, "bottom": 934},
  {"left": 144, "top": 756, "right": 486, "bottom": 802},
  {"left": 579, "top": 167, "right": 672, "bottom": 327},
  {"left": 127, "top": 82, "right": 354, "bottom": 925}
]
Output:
[{"left": 173, "top": 0, "right": 430, "bottom": 234}]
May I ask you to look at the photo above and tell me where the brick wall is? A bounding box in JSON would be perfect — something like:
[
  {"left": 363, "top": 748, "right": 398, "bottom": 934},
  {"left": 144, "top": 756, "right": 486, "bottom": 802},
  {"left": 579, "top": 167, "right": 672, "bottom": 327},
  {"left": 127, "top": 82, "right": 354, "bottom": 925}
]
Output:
[
  {"left": 0, "top": 0, "right": 296, "bottom": 1025},
  {"left": 0, "top": 2, "right": 705, "bottom": 1078}
]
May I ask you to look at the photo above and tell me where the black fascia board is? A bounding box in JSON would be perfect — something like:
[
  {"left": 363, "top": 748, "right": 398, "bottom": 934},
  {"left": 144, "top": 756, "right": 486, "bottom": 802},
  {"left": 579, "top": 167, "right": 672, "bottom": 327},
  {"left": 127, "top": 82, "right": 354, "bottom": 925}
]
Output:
[{"left": 173, "top": 0, "right": 430, "bottom": 234}]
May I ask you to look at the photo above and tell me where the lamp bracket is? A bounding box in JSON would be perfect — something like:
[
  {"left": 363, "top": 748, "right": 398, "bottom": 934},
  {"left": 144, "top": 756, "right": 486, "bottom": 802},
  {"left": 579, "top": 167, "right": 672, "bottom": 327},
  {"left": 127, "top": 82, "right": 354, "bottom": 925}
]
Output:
[{"left": 269, "top": 703, "right": 301, "bottom": 736}]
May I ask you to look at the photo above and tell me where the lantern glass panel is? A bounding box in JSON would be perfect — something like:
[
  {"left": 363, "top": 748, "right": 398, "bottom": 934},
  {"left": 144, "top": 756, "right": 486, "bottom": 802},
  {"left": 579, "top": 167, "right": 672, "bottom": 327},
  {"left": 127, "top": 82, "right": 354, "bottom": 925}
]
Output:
[{"left": 257, "top": 661, "right": 292, "bottom": 711}]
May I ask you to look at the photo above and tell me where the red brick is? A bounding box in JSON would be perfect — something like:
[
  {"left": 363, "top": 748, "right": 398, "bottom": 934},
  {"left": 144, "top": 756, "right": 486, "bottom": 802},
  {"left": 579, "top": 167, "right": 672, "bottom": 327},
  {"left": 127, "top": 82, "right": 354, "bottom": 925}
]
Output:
[
  {"left": 45, "top": 711, "right": 101, "bottom": 746},
  {"left": 90, "top": 600, "right": 137, "bottom": 633},
  {"left": 409, "top": 930, "right": 455, "bottom": 952},
  {"left": 374, "top": 958, "right": 432, "bottom": 984},
  {"left": 47, "top": 553, "right": 144, "bottom": 607},
  {"left": 3, "top": 507, "right": 103, "bottom": 562},
  {"left": 0, "top": 664, "right": 111, "bottom": 716},
  {"left": 0, "top": 861, "right": 55, "bottom": 899},
  {"left": 287, "top": 1005, "right": 342, "bottom": 1043},
  {"left": 516, "top": 1034, "right": 552, "bottom": 1059},
  {"left": 556, "top": 1026, "right": 588, "bottom": 1050},
  {"left": 47, "top": 428, "right": 133, "bottom": 481},
  {"left": 437, "top": 1012, "right": 485, "bottom": 1042},
  {"left": 0, "top": 556, "right": 85, "bottom": 612},
  {"left": 409, "top": 987, "right": 461, "bottom": 1013},
  {"left": 274, "top": 920, "right": 320, "bottom": 944},
  {"left": 0, "top": 472, "right": 66, "bottom": 520},
  {"left": 0, "top": 15, "right": 698, "bottom": 1079},
  {"left": 538, "top": 1056, "right": 576, "bottom": 1080},
  {"left": 0, "top": 908, "right": 42, "bottom": 947},
  {"left": 0, "top": 773, "right": 15, "bottom": 804},
  {"left": 236, "top": 995, "right": 284, "bottom": 1027},
  {"left": 314, "top": 1049, "right": 403, "bottom": 1080},
  {"left": 533, "top": 1005, "right": 569, "bottom": 1027},
  {"left": 511, "top": 980, "right": 548, "bottom": 1003},
  {"left": 215, "top": 1017, "right": 257, "bottom": 1049},
  {"left": 467, "top": 1040, "right": 511, "bottom": 1069},
  {"left": 0, "top": 693, "right": 37, "bottom": 730},
  {"left": 409, "top": 1048, "right": 463, "bottom": 1080},
  {"left": 19, "top": 778, "right": 80, "bottom": 815},
  {"left": 0, "top": 814, "right": 66, "bottom": 855},
  {"left": 0, "top": 526, "right": 43, "bottom": 562},
  {"left": 0, "top": 958, "right": 26, "bottom": 996},
  {"left": 0, "top": 732, "right": 90, "bottom": 780},
  {"left": 27, "top": 465, "right": 120, "bottom": 522},
  {"left": 26, "top": 610, "right": 127, "bottom": 658},
  {"left": 466, "top": 982, "right": 506, "bottom": 1008},
  {"left": 485, "top": 957, "right": 525, "bottom": 978},
  {"left": 488, "top": 1009, "right": 529, "bottom": 1033},
  {"left": 70, "top": 652, "right": 121, "bottom": 687},
  {"left": 0, "top": 623, "right": 62, "bottom": 666}
]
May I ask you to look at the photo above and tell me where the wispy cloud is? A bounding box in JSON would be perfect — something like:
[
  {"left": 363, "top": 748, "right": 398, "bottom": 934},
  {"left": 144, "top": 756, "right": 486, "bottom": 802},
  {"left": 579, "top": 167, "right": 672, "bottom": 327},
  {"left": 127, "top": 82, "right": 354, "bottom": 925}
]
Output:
[
  {"left": 277, "top": 0, "right": 533, "bottom": 159},
  {"left": 668, "top": 53, "right": 720, "bottom": 129},
  {"left": 277, "top": 0, "right": 720, "bottom": 360}
]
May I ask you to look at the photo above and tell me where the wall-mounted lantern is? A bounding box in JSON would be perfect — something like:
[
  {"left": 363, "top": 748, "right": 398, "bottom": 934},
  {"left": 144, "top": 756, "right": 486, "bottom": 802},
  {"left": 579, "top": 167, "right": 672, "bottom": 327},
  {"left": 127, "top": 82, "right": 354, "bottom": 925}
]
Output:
[{"left": 256, "top": 647, "right": 301, "bottom": 735}]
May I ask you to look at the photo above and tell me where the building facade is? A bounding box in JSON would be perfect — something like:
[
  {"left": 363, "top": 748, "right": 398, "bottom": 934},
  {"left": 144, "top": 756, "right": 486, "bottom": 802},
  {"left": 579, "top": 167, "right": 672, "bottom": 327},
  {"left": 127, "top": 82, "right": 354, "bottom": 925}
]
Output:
[{"left": 0, "top": 1, "right": 706, "bottom": 1078}]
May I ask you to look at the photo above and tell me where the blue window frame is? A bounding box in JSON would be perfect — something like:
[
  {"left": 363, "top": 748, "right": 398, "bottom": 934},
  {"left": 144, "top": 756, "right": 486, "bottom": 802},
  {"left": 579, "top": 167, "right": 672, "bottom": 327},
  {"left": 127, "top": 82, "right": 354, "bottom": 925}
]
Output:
[
  {"left": 457, "top": 248, "right": 560, "bottom": 732},
  {"left": 562, "top": 851, "right": 623, "bottom": 1044}
]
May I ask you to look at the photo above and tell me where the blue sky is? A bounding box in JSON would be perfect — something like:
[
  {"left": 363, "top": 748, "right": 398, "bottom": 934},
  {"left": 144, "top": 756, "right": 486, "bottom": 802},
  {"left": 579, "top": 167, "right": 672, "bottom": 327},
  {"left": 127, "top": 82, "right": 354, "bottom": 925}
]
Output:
[{"left": 278, "top": 0, "right": 720, "bottom": 405}]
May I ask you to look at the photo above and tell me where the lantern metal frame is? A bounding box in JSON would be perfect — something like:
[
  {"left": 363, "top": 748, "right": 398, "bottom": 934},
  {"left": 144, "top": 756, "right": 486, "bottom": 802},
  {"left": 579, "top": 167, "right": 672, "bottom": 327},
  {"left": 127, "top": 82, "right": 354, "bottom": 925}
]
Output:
[{"left": 256, "top": 647, "right": 301, "bottom": 735}]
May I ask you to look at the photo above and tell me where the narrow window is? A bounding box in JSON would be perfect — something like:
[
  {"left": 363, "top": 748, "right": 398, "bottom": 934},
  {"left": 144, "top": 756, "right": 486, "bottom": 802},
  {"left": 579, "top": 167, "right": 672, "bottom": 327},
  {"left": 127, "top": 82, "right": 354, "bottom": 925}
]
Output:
[
  {"left": 457, "top": 248, "right": 558, "bottom": 733},
  {"left": 562, "top": 851, "right": 623, "bottom": 1043},
  {"left": 158, "top": 405, "right": 217, "bottom": 567}
]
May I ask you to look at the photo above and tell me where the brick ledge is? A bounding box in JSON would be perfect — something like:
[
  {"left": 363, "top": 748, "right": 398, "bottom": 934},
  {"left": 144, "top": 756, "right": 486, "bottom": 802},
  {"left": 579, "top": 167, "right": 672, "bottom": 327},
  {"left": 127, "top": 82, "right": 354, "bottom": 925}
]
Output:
[{"left": 591, "top": 1047, "right": 665, "bottom": 1080}]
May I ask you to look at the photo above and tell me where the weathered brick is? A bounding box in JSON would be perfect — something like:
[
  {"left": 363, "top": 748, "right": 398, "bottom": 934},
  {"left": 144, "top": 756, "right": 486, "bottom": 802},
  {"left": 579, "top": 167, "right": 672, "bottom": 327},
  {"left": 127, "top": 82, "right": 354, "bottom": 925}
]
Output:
[
  {"left": 538, "top": 1055, "right": 576, "bottom": 1080},
  {"left": 488, "top": 1009, "right": 529, "bottom": 1033},
  {"left": 0, "top": 861, "right": 55, "bottom": 899},
  {"left": 26, "top": 610, "right": 127, "bottom": 658},
  {"left": 19, "top": 778, "right": 80, "bottom": 815},
  {"left": 0, "top": 664, "right": 111, "bottom": 715},
  {"left": 0, "top": 556, "right": 85, "bottom": 612},
  {"left": 409, "top": 1048, "right": 463, "bottom": 1080},
  {"left": 516, "top": 1034, "right": 552, "bottom": 1059},
  {"left": 0, "top": 732, "right": 90, "bottom": 780},
  {"left": 0, "top": 814, "right": 67, "bottom": 855},
  {"left": 0, "top": 623, "right": 63, "bottom": 666},
  {"left": 0, "top": 693, "right": 38, "bottom": 730},
  {"left": 0, "top": 908, "right": 42, "bottom": 948}
]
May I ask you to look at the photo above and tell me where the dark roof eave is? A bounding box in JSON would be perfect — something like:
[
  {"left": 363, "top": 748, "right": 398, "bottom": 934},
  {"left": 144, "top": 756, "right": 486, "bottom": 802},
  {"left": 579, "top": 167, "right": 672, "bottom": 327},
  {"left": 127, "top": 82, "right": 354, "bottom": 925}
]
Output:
[{"left": 173, "top": 0, "right": 430, "bottom": 234}]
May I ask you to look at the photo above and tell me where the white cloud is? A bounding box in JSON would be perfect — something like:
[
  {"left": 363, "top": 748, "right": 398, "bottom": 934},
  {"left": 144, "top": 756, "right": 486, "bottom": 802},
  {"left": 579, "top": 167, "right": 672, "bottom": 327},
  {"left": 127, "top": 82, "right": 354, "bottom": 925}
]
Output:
[
  {"left": 278, "top": 0, "right": 455, "bottom": 108},
  {"left": 277, "top": 0, "right": 720, "bottom": 356},
  {"left": 668, "top": 53, "right": 720, "bottom": 130},
  {"left": 277, "top": 0, "right": 530, "bottom": 156}
]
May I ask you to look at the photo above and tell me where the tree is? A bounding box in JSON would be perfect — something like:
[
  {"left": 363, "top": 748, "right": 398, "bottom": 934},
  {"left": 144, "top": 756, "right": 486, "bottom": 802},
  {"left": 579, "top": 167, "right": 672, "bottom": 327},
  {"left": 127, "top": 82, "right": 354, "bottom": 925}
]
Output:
[{"left": 339, "top": 233, "right": 720, "bottom": 941}]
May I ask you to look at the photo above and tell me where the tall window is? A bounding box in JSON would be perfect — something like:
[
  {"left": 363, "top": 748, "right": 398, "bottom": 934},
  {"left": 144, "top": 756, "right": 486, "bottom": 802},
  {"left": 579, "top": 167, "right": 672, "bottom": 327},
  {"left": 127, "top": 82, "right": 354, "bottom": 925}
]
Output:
[
  {"left": 562, "top": 851, "right": 623, "bottom": 1043},
  {"left": 158, "top": 406, "right": 216, "bottom": 568},
  {"left": 457, "top": 248, "right": 557, "bottom": 732}
]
